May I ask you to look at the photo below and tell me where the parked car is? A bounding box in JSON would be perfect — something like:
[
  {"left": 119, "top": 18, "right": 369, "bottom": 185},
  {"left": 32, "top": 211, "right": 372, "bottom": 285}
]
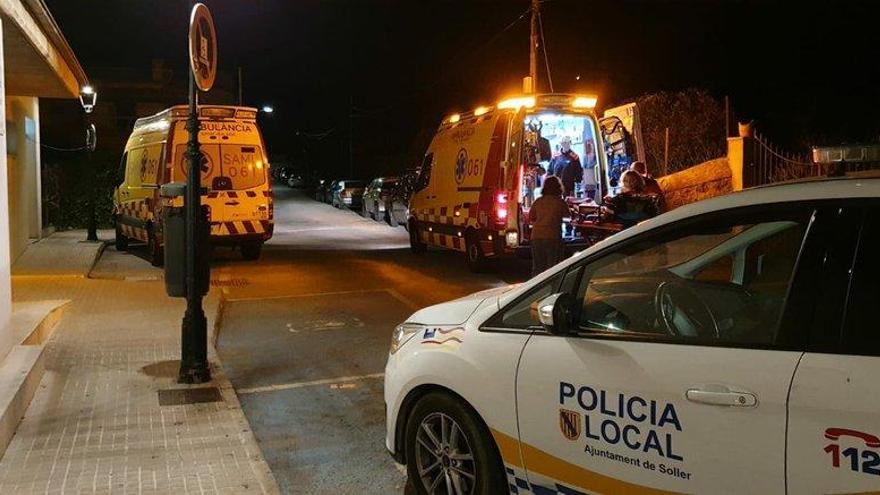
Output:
[
  {"left": 332, "top": 180, "right": 366, "bottom": 209},
  {"left": 362, "top": 177, "right": 399, "bottom": 220},
  {"left": 386, "top": 176, "right": 880, "bottom": 495},
  {"left": 286, "top": 173, "right": 305, "bottom": 188},
  {"left": 384, "top": 168, "right": 420, "bottom": 227}
]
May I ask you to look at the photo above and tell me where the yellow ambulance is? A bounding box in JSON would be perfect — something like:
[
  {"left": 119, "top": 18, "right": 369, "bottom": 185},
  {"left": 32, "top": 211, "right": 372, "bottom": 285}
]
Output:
[
  {"left": 113, "top": 105, "right": 273, "bottom": 264},
  {"left": 408, "top": 93, "right": 640, "bottom": 271}
]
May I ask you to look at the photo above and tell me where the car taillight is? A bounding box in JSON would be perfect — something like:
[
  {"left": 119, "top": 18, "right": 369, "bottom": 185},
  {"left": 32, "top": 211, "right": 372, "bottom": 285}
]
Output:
[{"left": 495, "top": 192, "right": 508, "bottom": 223}]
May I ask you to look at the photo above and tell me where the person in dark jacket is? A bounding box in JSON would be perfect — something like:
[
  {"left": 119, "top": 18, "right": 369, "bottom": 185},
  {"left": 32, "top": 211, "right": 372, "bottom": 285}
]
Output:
[
  {"left": 529, "top": 176, "right": 569, "bottom": 276},
  {"left": 603, "top": 171, "right": 660, "bottom": 228},
  {"left": 549, "top": 136, "right": 583, "bottom": 197}
]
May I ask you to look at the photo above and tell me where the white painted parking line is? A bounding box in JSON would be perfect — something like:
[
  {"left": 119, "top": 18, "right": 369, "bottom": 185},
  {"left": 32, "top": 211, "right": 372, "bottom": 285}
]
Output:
[
  {"left": 225, "top": 288, "right": 393, "bottom": 303},
  {"left": 237, "top": 372, "right": 385, "bottom": 395}
]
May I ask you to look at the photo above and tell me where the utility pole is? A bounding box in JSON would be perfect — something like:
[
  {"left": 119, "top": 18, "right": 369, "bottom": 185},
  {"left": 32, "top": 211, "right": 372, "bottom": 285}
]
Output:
[
  {"left": 348, "top": 94, "right": 353, "bottom": 178},
  {"left": 237, "top": 66, "right": 243, "bottom": 106},
  {"left": 529, "top": 0, "right": 540, "bottom": 92}
]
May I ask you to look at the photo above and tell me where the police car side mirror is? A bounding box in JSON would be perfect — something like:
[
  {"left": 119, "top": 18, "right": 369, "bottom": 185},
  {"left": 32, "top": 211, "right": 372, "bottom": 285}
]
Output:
[{"left": 537, "top": 292, "right": 577, "bottom": 335}]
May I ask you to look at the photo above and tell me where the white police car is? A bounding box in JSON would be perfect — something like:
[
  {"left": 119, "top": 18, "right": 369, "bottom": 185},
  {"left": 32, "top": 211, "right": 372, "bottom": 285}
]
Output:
[{"left": 385, "top": 177, "right": 880, "bottom": 494}]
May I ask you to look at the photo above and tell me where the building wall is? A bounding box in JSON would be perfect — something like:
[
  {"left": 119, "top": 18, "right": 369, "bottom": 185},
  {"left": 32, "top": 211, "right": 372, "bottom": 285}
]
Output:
[
  {"left": 6, "top": 95, "right": 39, "bottom": 263},
  {"left": 0, "top": 18, "right": 12, "bottom": 361}
]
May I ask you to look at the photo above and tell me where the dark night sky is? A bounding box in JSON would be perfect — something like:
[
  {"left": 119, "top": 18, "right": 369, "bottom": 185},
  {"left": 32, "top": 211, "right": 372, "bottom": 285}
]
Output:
[{"left": 45, "top": 0, "right": 880, "bottom": 178}]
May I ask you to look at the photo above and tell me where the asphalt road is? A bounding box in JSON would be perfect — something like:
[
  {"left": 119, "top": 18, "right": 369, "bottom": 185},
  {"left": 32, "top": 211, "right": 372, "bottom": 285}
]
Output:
[
  {"left": 213, "top": 186, "right": 529, "bottom": 494},
  {"left": 91, "top": 185, "right": 530, "bottom": 493}
]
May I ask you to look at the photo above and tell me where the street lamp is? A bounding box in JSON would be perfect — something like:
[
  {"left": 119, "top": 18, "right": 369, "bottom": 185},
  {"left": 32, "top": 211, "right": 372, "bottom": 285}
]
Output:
[
  {"left": 79, "top": 85, "right": 97, "bottom": 113},
  {"left": 261, "top": 105, "right": 274, "bottom": 114},
  {"left": 79, "top": 84, "right": 99, "bottom": 241}
]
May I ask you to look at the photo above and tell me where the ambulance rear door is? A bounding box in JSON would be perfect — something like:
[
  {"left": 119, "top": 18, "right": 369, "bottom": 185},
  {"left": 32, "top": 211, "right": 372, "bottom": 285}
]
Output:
[{"left": 600, "top": 103, "right": 644, "bottom": 196}]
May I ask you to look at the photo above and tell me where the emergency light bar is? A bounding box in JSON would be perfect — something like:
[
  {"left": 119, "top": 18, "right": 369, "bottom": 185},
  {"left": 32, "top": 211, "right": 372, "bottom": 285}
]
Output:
[
  {"left": 236, "top": 109, "right": 258, "bottom": 120},
  {"left": 497, "top": 96, "right": 536, "bottom": 110},
  {"left": 571, "top": 96, "right": 598, "bottom": 109},
  {"left": 201, "top": 107, "right": 236, "bottom": 119}
]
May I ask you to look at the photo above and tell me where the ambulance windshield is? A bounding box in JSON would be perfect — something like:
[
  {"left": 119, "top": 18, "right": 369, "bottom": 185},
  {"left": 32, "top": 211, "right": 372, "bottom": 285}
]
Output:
[
  {"left": 520, "top": 113, "right": 599, "bottom": 207},
  {"left": 175, "top": 144, "right": 267, "bottom": 190}
]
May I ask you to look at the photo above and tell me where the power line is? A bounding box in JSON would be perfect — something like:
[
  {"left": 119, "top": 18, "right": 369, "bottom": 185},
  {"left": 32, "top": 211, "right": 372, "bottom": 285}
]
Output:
[{"left": 537, "top": 6, "right": 554, "bottom": 92}]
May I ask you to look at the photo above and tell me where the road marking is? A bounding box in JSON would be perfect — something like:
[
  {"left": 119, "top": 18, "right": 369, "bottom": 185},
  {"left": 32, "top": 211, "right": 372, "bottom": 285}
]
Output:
[
  {"left": 237, "top": 372, "right": 385, "bottom": 395},
  {"left": 225, "top": 288, "right": 395, "bottom": 303},
  {"left": 385, "top": 288, "right": 421, "bottom": 311}
]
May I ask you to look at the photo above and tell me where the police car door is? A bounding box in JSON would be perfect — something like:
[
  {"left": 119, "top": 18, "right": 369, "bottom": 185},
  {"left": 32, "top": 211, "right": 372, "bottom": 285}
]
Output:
[
  {"left": 513, "top": 204, "right": 822, "bottom": 494},
  {"left": 787, "top": 205, "right": 880, "bottom": 494}
]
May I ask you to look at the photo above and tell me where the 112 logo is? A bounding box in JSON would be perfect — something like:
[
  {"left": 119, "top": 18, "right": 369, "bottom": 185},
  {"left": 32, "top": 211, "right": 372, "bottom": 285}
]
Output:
[{"left": 824, "top": 427, "right": 880, "bottom": 476}]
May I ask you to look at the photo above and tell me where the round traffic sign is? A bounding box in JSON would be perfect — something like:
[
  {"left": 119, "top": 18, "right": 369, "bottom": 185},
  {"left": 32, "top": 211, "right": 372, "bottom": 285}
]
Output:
[{"left": 189, "top": 3, "right": 217, "bottom": 92}]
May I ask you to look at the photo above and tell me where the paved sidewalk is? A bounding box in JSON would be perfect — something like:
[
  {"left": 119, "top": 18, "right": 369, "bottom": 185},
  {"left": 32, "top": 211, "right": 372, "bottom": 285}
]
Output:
[
  {"left": 11, "top": 230, "right": 112, "bottom": 278},
  {"left": 1, "top": 232, "right": 279, "bottom": 494}
]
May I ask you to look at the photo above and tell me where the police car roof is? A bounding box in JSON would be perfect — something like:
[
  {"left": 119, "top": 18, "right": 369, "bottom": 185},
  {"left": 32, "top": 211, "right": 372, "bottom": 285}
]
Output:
[{"left": 610, "top": 176, "right": 880, "bottom": 247}]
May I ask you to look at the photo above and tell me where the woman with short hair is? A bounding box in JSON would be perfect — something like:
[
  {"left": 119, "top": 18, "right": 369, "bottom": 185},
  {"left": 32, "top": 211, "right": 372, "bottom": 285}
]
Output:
[{"left": 529, "top": 176, "right": 569, "bottom": 276}]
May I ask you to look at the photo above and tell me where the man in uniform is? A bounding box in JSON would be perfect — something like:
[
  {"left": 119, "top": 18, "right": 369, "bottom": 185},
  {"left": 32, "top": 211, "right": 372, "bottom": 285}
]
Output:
[{"left": 549, "top": 136, "right": 583, "bottom": 197}]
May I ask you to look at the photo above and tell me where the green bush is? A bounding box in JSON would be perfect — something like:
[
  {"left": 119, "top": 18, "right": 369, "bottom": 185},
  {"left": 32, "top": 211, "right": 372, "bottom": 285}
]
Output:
[
  {"left": 634, "top": 88, "right": 727, "bottom": 177},
  {"left": 42, "top": 149, "right": 120, "bottom": 230}
]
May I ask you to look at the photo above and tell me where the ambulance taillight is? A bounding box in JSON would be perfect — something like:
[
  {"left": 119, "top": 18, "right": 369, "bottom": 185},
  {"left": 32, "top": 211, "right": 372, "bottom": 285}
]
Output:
[{"left": 495, "top": 192, "right": 508, "bottom": 224}]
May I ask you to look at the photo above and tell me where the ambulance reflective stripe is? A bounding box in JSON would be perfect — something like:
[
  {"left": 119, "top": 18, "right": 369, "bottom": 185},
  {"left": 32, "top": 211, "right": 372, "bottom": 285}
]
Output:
[
  {"left": 211, "top": 220, "right": 272, "bottom": 236},
  {"left": 490, "top": 429, "right": 685, "bottom": 495},
  {"left": 116, "top": 198, "right": 154, "bottom": 241}
]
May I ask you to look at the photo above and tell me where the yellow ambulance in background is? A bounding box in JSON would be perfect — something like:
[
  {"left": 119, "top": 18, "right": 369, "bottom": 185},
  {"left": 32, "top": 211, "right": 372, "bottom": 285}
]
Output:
[{"left": 113, "top": 105, "right": 273, "bottom": 265}]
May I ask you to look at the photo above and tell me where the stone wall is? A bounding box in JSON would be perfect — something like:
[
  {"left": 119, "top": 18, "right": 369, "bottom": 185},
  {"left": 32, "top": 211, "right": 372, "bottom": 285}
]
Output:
[{"left": 657, "top": 157, "right": 732, "bottom": 210}]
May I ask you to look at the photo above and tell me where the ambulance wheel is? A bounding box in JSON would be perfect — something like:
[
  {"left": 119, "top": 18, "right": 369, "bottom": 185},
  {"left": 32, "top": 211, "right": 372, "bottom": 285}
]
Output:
[
  {"left": 115, "top": 221, "right": 129, "bottom": 251},
  {"left": 465, "top": 232, "right": 490, "bottom": 273},
  {"left": 148, "top": 231, "right": 164, "bottom": 267},
  {"left": 409, "top": 221, "right": 426, "bottom": 254},
  {"left": 241, "top": 242, "right": 263, "bottom": 261},
  {"left": 404, "top": 391, "right": 505, "bottom": 495}
]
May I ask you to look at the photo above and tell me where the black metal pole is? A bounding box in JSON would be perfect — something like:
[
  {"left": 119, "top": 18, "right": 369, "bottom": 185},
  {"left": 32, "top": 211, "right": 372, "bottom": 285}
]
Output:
[
  {"left": 179, "top": 69, "right": 210, "bottom": 384},
  {"left": 84, "top": 111, "right": 98, "bottom": 242}
]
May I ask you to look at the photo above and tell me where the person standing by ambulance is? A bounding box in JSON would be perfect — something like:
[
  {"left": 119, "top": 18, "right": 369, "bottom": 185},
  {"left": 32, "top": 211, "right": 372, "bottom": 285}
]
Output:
[{"left": 529, "top": 176, "right": 569, "bottom": 276}]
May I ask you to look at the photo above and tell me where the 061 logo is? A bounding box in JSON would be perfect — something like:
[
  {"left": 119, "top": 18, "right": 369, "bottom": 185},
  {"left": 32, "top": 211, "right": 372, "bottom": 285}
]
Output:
[
  {"left": 824, "top": 427, "right": 880, "bottom": 476},
  {"left": 454, "top": 148, "right": 483, "bottom": 185},
  {"left": 454, "top": 148, "right": 468, "bottom": 185}
]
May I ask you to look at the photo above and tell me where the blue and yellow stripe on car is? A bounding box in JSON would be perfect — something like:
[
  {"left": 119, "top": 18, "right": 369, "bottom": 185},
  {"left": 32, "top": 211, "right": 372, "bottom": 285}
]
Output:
[{"left": 491, "top": 429, "right": 685, "bottom": 495}]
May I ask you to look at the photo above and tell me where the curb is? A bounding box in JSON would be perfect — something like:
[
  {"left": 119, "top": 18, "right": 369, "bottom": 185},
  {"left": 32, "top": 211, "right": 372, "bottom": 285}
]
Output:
[
  {"left": 84, "top": 241, "right": 109, "bottom": 278},
  {"left": 206, "top": 289, "right": 281, "bottom": 495}
]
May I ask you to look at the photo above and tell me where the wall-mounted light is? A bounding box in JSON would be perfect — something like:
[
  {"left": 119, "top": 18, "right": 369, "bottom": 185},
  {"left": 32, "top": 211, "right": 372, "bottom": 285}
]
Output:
[{"left": 79, "top": 85, "right": 97, "bottom": 113}]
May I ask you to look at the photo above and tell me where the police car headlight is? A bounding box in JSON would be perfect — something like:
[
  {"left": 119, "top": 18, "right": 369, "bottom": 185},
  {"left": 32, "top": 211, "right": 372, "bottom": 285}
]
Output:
[{"left": 390, "top": 323, "right": 423, "bottom": 354}]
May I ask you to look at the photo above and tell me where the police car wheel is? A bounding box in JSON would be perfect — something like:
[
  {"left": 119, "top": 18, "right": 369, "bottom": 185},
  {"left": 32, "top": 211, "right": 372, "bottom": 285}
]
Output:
[
  {"left": 409, "top": 221, "right": 427, "bottom": 254},
  {"left": 405, "top": 392, "right": 505, "bottom": 495}
]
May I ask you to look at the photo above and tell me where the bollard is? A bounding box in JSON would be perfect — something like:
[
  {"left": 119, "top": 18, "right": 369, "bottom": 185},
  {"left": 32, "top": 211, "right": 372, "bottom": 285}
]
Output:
[{"left": 160, "top": 183, "right": 210, "bottom": 298}]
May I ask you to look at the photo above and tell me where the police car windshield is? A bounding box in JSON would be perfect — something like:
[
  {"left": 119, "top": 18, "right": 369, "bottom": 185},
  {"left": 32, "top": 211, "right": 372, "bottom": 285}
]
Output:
[{"left": 175, "top": 144, "right": 267, "bottom": 190}]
